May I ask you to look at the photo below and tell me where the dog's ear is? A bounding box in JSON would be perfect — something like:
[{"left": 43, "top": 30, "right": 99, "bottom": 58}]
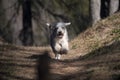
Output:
[
  {"left": 46, "top": 23, "right": 50, "bottom": 27},
  {"left": 46, "top": 23, "right": 52, "bottom": 29},
  {"left": 65, "top": 22, "right": 71, "bottom": 26}
]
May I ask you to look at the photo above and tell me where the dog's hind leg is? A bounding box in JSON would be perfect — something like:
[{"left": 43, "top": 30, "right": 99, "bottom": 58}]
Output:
[{"left": 55, "top": 54, "right": 61, "bottom": 60}]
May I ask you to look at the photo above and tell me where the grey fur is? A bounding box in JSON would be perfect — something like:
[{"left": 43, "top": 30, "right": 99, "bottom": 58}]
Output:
[{"left": 46, "top": 22, "right": 71, "bottom": 59}]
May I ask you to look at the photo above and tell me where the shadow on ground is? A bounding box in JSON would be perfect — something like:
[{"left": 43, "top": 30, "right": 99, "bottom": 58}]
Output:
[
  {"left": 59, "top": 41, "right": 120, "bottom": 80},
  {"left": 0, "top": 41, "right": 120, "bottom": 80}
]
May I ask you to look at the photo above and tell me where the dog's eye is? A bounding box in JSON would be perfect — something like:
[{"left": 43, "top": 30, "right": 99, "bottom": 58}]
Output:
[
  {"left": 62, "top": 27, "right": 65, "bottom": 29},
  {"left": 53, "top": 27, "right": 58, "bottom": 31},
  {"left": 55, "top": 27, "right": 58, "bottom": 30}
]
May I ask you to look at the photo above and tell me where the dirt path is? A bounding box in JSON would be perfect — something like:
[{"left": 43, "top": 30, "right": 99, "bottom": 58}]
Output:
[{"left": 0, "top": 41, "right": 120, "bottom": 80}]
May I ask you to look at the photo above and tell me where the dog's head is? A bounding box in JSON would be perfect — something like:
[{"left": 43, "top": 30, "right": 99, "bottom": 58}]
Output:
[{"left": 46, "top": 22, "right": 71, "bottom": 38}]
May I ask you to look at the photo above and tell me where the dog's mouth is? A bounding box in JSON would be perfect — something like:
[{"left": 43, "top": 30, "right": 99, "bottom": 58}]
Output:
[{"left": 57, "top": 32, "right": 64, "bottom": 38}]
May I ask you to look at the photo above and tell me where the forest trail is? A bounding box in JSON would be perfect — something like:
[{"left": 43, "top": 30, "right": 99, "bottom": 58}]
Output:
[
  {"left": 0, "top": 41, "right": 120, "bottom": 80},
  {"left": 0, "top": 13, "right": 120, "bottom": 80}
]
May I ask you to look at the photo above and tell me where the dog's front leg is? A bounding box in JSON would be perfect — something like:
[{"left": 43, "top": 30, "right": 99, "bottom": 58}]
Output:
[
  {"left": 54, "top": 43, "right": 61, "bottom": 60},
  {"left": 55, "top": 54, "right": 61, "bottom": 60}
]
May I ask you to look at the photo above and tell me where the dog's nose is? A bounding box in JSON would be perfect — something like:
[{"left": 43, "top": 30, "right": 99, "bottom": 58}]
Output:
[{"left": 58, "top": 31, "right": 62, "bottom": 34}]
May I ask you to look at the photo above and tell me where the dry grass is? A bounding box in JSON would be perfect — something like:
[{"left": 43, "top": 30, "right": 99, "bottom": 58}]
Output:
[
  {"left": 0, "top": 13, "right": 120, "bottom": 80},
  {"left": 70, "top": 12, "right": 120, "bottom": 58}
]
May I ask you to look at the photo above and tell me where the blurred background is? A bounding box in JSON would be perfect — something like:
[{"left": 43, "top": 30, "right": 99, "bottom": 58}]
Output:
[
  {"left": 0, "top": 0, "right": 120, "bottom": 80},
  {"left": 0, "top": 0, "right": 119, "bottom": 46},
  {"left": 0, "top": 0, "right": 89, "bottom": 46}
]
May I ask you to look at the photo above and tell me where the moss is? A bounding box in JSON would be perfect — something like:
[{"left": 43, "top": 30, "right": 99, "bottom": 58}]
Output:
[
  {"left": 71, "top": 44, "right": 78, "bottom": 49},
  {"left": 111, "top": 29, "right": 120, "bottom": 41}
]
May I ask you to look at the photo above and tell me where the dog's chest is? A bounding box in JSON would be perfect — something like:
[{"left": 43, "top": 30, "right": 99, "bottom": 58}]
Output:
[
  {"left": 56, "top": 37, "right": 67, "bottom": 44},
  {"left": 56, "top": 38, "right": 68, "bottom": 48}
]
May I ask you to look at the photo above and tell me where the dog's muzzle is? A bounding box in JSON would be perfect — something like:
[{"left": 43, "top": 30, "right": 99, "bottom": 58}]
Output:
[{"left": 57, "top": 31, "right": 64, "bottom": 38}]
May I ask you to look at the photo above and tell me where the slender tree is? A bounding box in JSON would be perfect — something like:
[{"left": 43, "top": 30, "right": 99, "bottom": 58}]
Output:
[
  {"left": 89, "top": 0, "right": 101, "bottom": 24},
  {"left": 109, "top": 0, "right": 119, "bottom": 15},
  {"left": 19, "top": 0, "right": 33, "bottom": 46},
  {"left": 100, "top": 0, "right": 110, "bottom": 18},
  {"left": 90, "top": 0, "right": 120, "bottom": 24},
  {"left": 119, "top": 0, "right": 120, "bottom": 10}
]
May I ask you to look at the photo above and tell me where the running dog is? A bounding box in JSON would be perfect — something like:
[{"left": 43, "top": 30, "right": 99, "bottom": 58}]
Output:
[{"left": 46, "top": 22, "right": 71, "bottom": 60}]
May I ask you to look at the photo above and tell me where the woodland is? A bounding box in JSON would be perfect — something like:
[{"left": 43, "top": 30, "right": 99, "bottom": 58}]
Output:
[{"left": 0, "top": 0, "right": 120, "bottom": 80}]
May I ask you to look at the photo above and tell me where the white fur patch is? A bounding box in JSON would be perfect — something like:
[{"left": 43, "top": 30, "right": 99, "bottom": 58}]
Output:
[{"left": 46, "top": 22, "right": 71, "bottom": 60}]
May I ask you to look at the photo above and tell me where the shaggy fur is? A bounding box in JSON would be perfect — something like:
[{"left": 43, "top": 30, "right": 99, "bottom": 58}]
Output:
[{"left": 46, "top": 22, "right": 71, "bottom": 59}]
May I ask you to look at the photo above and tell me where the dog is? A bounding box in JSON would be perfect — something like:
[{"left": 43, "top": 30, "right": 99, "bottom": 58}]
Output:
[{"left": 46, "top": 22, "right": 71, "bottom": 60}]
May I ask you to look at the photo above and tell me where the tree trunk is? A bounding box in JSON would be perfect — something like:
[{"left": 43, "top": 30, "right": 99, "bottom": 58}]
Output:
[
  {"left": 89, "top": 0, "right": 101, "bottom": 24},
  {"left": 119, "top": 0, "right": 120, "bottom": 10},
  {"left": 0, "top": 0, "right": 15, "bottom": 43},
  {"left": 109, "top": 0, "right": 119, "bottom": 15},
  {"left": 20, "top": 0, "right": 33, "bottom": 46},
  {"left": 100, "top": 0, "right": 110, "bottom": 18}
]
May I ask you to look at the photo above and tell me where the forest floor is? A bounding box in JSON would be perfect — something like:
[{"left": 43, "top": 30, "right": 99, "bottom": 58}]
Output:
[{"left": 0, "top": 13, "right": 120, "bottom": 80}]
